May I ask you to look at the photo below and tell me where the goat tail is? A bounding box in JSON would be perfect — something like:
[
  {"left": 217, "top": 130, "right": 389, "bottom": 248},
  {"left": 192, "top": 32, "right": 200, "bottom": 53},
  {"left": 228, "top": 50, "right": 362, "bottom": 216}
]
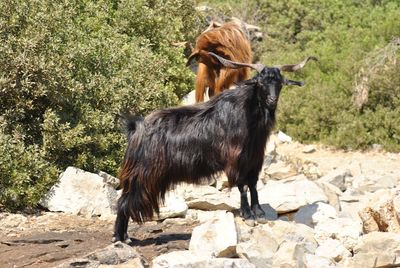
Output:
[
  {"left": 117, "top": 178, "right": 160, "bottom": 224},
  {"left": 118, "top": 113, "right": 144, "bottom": 140}
]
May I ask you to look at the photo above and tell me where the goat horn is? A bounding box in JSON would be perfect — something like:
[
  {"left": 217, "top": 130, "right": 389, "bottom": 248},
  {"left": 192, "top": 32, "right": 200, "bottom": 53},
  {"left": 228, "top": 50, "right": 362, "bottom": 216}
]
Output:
[
  {"left": 208, "top": 52, "right": 265, "bottom": 73},
  {"left": 276, "top": 56, "right": 318, "bottom": 72}
]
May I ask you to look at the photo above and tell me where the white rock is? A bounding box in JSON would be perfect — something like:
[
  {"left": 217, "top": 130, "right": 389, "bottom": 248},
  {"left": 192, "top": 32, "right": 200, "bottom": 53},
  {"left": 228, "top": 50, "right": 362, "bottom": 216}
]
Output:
[
  {"left": 97, "top": 171, "right": 119, "bottom": 189},
  {"left": 303, "top": 145, "right": 316, "bottom": 153},
  {"left": 178, "top": 184, "right": 239, "bottom": 211},
  {"left": 294, "top": 202, "right": 338, "bottom": 228},
  {"left": 351, "top": 232, "right": 400, "bottom": 267},
  {"left": 189, "top": 211, "right": 237, "bottom": 257},
  {"left": 315, "top": 238, "right": 351, "bottom": 263},
  {"left": 258, "top": 175, "right": 328, "bottom": 213},
  {"left": 0, "top": 213, "right": 27, "bottom": 229},
  {"left": 277, "top": 131, "right": 292, "bottom": 143},
  {"left": 186, "top": 209, "right": 228, "bottom": 224},
  {"left": 358, "top": 189, "right": 400, "bottom": 233},
  {"left": 236, "top": 225, "right": 279, "bottom": 268},
  {"left": 271, "top": 241, "right": 311, "bottom": 267},
  {"left": 318, "top": 169, "right": 351, "bottom": 192},
  {"left": 180, "top": 90, "right": 209, "bottom": 105},
  {"left": 314, "top": 217, "right": 362, "bottom": 250},
  {"left": 264, "top": 161, "right": 298, "bottom": 180},
  {"left": 152, "top": 251, "right": 255, "bottom": 268},
  {"left": 41, "top": 167, "right": 118, "bottom": 217},
  {"left": 158, "top": 194, "right": 188, "bottom": 220},
  {"left": 304, "top": 254, "right": 336, "bottom": 268},
  {"left": 315, "top": 181, "right": 342, "bottom": 211}
]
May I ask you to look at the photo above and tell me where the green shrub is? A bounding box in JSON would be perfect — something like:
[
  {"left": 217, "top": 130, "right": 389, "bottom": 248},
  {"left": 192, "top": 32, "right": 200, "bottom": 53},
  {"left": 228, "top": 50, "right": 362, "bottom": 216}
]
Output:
[
  {"left": 0, "top": 0, "right": 201, "bottom": 210},
  {"left": 205, "top": 0, "right": 400, "bottom": 151}
]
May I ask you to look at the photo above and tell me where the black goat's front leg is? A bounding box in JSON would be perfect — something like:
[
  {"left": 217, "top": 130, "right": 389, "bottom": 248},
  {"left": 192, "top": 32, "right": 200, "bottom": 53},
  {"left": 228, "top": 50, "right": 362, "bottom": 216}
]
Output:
[
  {"left": 249, "top": 181, "right": 268, "bottom": 224},
  {"left": 112, "top": 195, "right": 131, "bottom": 244},
  {"left": 238, "top": 184, "right": 256, "bottom": 226}
]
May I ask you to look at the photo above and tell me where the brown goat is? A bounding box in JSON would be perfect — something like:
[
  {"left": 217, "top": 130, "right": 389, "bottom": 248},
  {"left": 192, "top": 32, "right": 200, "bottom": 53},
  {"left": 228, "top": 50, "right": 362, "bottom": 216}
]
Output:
[{"left": 187, "top": 20, "right": 253, "bottom": 102}]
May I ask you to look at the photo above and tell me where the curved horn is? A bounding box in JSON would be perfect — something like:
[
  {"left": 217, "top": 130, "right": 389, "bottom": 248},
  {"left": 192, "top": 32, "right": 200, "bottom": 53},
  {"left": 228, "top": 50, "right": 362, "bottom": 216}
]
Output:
[
  {"left": 276, "top": 56, "right": 318, "bottom": 72},
  {"left": 208, "top": 52, "right": 265, "bottom": 73}
]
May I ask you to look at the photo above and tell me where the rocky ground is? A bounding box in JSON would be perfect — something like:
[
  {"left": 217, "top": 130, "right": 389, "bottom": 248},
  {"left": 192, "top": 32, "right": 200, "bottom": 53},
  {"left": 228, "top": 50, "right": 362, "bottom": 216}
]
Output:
[{"left": 1, "top": 133, "right": 400, "bottom": 268}]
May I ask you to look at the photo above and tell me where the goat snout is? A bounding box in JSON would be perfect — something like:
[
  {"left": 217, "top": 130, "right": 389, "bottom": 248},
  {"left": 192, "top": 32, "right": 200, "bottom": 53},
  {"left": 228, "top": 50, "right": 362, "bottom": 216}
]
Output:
[{"left": 267, "top": 96, "right": 278, "bottom": 105}]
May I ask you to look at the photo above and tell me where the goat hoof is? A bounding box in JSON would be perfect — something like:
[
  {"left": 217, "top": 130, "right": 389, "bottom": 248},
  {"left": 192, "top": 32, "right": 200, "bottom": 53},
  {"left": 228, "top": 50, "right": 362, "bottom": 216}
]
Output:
[
  {"left": 112, "top": 233, "right": 132, "bottom": 244},
  {"left": 244, "top": 218, "right": 256, "bottom": 227},
  {"left": 256, "top": 217, "right": 268, "bottom": 224}
]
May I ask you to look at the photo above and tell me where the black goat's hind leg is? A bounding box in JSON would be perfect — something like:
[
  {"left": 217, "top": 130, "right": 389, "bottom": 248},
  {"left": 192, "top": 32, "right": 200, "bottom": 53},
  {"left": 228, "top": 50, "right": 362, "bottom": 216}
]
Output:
[
  {"left": 238, "top": 184, "right": 256, "bottom": 226},
  {"left": 249, "top": 182, "right": 268, "bottom": 224},
  {"left": 112, "top": 195, "right": 131, "bottom": 244}
]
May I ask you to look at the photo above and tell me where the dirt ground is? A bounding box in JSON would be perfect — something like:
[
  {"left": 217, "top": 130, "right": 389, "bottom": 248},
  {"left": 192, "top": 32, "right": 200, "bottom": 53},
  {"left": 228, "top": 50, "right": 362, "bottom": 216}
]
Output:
[{"left": 0, "top": 213, "right": 197, "bottom": 268}]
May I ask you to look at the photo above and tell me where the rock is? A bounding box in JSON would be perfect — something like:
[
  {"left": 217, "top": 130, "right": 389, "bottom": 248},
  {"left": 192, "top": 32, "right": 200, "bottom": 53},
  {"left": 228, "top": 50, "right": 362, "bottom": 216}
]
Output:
[
  {"left": 351, "top": 232, "right": 400, "bottom": 267},
  {"left": 98, "top": 258, "right": 145, "bottom": 268},
  {"left": 352, "top": 173, "right": 397, "bottom": 192},
  {"left": 304, "top": 254, "right": 335, "bottom": 268},
  {"left": 186, "top": 209, "right": 228, "bottom": 224},
  {"left": 178, "top": 184, "right": 239, "bottom": 211},
  {"left": 294, "top": 202, "right": 338, "bottom": 228},
  {"left": 189, "top": 211, "right": 237, "bottom": 257},
  {"left": 41, "top": 167, "right": 118, "bottom": 217},
  {"left": 358, "top": 207, "right": 380, "bottom": 233},
  {"left": 264, "top": 161, "right": 298, "bottom": 180},
  {"left": 152, "top": 251, "right": 255, "bottom": 268},
  {"left": 238, "top": 220, "right": 317, "bottom": 249},
  {"left": 180, "top": 90, "right": 209, "bottom": 105},
  {"left": 315, "top": 181, "right": 342, "bottom": 211},
  {"left": 315, "top": 238, "right": 351, "bottom": 263},
  {"left": 86, "top": 242, "right": 140, "bottom": 265},
  {"left": 97, "top": 171, "right": 119, "bottom": 189},
  {"left": 358, "top": 190, "right": 400, "bottom": 233},
  {"left": 314, "top": 217, "right": 362, "bottom": 250},
  {"left": 271, "top": 241, "right": 311, "bottom": 267},
  {"left": 236, "top": 225, "right": 279, "bottom": 268},
  {"left": 258, "top": 175, "right": 328, "bottom": 213},
  {"left": 277, "top": 131, "right": 292, "bottom": 143},
  {"left": 317, "top": 169, "right": 351, "bottom": 192},
  {"left": 0, "top": 213, "right": 27, "bottom": 230},
  {"left": 157, "top": 194, "right": 188, "bottom": 220},
  {"left": 215, "top": 173, "right": 230, "bottom": 191},
  {"left": 302, "top": 145, "right": 316, "bottom": 153}
]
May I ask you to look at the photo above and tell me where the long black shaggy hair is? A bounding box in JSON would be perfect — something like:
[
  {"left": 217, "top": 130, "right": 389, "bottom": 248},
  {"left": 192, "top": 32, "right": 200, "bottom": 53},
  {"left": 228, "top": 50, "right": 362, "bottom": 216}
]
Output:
[{"left": 113, "top": 52, "right": 316, "bottom": 242}]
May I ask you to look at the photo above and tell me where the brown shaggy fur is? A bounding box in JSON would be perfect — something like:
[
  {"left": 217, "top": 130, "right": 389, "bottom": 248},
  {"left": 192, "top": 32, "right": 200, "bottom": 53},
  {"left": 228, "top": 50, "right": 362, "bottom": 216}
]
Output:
[{"left": 188, "top": 21, "right": 253, "bottom": 102}]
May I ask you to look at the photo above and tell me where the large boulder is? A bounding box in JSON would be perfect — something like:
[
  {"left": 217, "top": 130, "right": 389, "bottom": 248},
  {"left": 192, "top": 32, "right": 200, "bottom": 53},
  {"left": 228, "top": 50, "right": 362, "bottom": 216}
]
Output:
[
  {"left": 314, "top": 217, "right": 362, "bottom": 250},
  {"left": 177, "top": 184, "right": 239, "bottom": 211},
  {"left": 152, "top": 251, "right": 255, "bottom": 268},
  {"left": 258, "top": 175, "right": 328, "bottom": 213},
  {"left": 358, "top": 189, "right": 400, "bottom": 233},
  {"left": 350, "top": 232, "right": 400, "bottom": 267},
  {"left": 294, "top": 202, "right": 338, "bottom": 228},
  {"left": 189, "top": 211, "right": 237, "bottom": 257},
  {"left": 41, "top": 167, "right": 118, "bottom": 217},
  {"left": 236, "top": 226, "right": 279, "bottom": 268}
]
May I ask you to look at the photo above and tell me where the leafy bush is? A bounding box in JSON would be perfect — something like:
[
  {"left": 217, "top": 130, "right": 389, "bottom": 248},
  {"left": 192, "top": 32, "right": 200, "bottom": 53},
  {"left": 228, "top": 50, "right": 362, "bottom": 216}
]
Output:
[
  {"left": 206, "top": 0, "right": 400, "bottom": 151},
  {"left": 0, "top": 0, "right": 201, "bottom": 210}
]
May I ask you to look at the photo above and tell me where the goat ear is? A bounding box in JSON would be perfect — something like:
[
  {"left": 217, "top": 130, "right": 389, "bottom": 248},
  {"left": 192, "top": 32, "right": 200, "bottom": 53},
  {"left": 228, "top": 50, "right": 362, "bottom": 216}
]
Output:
[
  {"left": 284, "top": 79, "right": 304, "bottom": 87},
  {"left": 186, "top": 52, "right": 200, "bottom": 67}
]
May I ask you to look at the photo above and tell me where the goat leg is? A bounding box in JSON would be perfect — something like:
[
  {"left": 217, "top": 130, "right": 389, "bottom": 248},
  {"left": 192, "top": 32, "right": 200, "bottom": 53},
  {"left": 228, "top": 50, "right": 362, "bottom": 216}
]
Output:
[
  {"left": 249, "top": 183, "right": 268, "bottom": 224},
  {"left": 238, "top": 184, "right": 256, "bottom": 226},
  {"left": 112, "top": 196, "right": 132, "bottom": 244}
]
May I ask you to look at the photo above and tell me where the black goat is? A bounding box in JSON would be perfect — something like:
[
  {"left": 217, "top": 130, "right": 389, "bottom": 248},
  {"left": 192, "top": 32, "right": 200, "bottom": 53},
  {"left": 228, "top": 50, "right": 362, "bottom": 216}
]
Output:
[{"left": 113, "top": 53, "right": 316, "bottom": 243}]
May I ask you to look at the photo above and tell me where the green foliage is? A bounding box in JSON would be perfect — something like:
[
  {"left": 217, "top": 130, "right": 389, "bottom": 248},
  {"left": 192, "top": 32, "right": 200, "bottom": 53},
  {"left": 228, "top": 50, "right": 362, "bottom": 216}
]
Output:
[
  {"left": 0, "top": 0, "right": 200, "bottom": 210},
  {"left": 205, "top": 0, "right": 400, "bottom": 151}
]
